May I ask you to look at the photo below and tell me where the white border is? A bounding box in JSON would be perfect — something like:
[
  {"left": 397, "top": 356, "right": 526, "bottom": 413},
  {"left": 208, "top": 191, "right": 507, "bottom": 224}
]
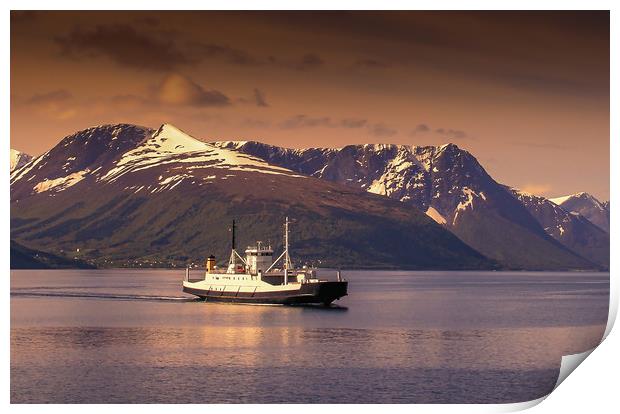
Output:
[{"left": 3, "top": 1, "right": 617, "bottom": 413}]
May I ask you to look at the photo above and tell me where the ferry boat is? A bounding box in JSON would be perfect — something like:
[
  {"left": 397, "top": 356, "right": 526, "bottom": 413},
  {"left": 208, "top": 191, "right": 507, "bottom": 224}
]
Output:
[{"left": 182, "top": 217, "right": 348, "bottom": 305}]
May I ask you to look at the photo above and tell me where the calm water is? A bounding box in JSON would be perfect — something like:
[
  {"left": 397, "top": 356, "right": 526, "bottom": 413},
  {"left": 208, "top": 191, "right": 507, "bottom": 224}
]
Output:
[{"left": 11, "top": 269, "right": 609, "bottom": 404}]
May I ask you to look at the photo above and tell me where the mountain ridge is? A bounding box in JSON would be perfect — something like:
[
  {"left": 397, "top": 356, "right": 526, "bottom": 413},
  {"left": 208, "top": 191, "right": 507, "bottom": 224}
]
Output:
[
  {"left": 215, "top": 140, "right": 605, "bottom": 269},
  {"left": 10, "top": 123, "right": 493, "bottom": 270},
  {"left": 511, "top": 188, "right": 609, "bottom": 267}
]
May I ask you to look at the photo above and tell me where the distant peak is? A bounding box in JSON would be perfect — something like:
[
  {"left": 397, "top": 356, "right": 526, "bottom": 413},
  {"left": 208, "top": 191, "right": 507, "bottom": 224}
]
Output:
[
  {"left": 550, "top": 192, "right": 602, "bottom": 206},
  {"left": 437, "top": 142, "right": 461, "bottom": 152},
  {"left": 10, "top": 148, "right": 33, "bottom": 172}
]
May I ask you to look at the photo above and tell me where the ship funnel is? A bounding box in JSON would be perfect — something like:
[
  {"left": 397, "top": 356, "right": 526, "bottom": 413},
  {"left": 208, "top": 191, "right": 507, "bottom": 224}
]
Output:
[{"left": 206, "top": 255, "right": 216, "bottom": 272}]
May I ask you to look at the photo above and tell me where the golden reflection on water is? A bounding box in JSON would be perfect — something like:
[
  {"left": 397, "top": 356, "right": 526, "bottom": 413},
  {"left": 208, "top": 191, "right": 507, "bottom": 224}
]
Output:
[{"left": 14, "top": 323, "right": 603, "bottom": 373}]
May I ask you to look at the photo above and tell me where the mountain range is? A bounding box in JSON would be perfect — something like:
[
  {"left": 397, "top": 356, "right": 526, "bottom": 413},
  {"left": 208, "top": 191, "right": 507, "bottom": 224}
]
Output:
[
  {"left": 215, "top": 140, "right": 609, "bottom": 269},
  {"left": 10, "top": 123, "right": 609, "bottom": 270},
  {"left": 550, "top": 193, "right": 610, "bottom": 233},
  {"left": 10, "top": 124, "right": 490, "bottom": 270}
]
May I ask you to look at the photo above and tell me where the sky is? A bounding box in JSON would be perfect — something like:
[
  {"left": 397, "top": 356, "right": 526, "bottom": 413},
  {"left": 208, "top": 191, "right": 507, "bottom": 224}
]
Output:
[{"left": 10, "top": 11, "right": 610, "bottom": 200}]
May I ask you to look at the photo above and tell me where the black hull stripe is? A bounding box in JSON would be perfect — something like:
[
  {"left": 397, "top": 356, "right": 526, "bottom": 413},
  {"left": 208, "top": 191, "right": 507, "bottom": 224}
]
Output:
[{"left": 183, "top": 281, "right": 347, "bottom": 305}]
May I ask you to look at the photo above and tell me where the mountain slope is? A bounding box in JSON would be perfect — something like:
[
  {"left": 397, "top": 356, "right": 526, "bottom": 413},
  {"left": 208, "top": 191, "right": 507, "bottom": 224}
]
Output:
[
  {"left": 512, "top": 189, "right": 609, "bottom": 267},
  {"left": 10, "top": 149, "right": 32, "bottom": 172},
  {"left": 10, "top": 124, "right": 492, "bottom": 270},
  {"left": 215, "top": 141, "right": 596, "bottom": 270},
  {"left": 550, "top": 192, "right": 610, "bottom": 233}
]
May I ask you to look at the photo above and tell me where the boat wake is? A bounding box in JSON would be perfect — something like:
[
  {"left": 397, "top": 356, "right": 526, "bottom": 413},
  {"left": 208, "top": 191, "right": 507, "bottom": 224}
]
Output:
[{"left": 10, "top": 291, "right": 195, "bottom": 302}]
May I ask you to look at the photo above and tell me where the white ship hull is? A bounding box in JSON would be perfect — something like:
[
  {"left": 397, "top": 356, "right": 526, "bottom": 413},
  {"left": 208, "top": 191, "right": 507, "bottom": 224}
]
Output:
[{"left": 183, "top": 272, "right": 347, "bottom": 305}]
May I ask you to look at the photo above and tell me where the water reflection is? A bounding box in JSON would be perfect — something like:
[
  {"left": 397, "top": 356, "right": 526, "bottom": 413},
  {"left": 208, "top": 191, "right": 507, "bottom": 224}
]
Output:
[{"left": 10, "top": 269, "right": 609, "bottom": 403}]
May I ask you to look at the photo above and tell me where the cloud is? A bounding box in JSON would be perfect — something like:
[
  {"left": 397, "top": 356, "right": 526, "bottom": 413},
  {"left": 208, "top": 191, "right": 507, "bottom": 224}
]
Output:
[
  {"left": 156, "top": 73, "right": 231, "bottom": 107},
  {"left": 280, "top": 115, "right": 332, "bottom": 129},
  {"left": 22, "top": 89, "right": 77, "bottom": 120},
  {"left": 340, "top": 118, "right": 368, "bottom": 128},
  {"left": 368, "top": 123, "right": 398, "bottom": 137},
  {"left": 11, "top": 10, "right": 38, "bottom": 23},
  {"left": 109, "top": 94, "right": 154, "bottom": 111},
  {"left": 279, "top": 115, "right": 369, "bottom": 129},
  {"left": 251, "top": 12, "right": 608, "bottom": 97},
  {"left": 188, "top": 42, "right": 261, "bottom": 66},
  {"left": 355, "top": 58, "right": 389, "bottom": 69},
  {"left": 26, "top": 90, "right": 73, "bottom": 105},
  {"left": 240, "top": 118, "right": 271, "bottom": 128},
  {"left": 189, "top": 44, "right": 326, "bottom": 72},
  {"left": 133, "top": 16, "right": 160, "bottom": 26},
  {"left": 411, "top": 123, "right": 430, "bottom": 135},
  {"left": 55, "top": 24, "right": 192, "bottom": 71},
  {"left": 293, "top": 53, "right": 324, "bottom": 71},
  {"left": 410, "top": 123, "right": 469, "bottom": 139},
  {"left": 54, "top": 23, "right": 328, "bottom": 74},
  {"left": 253, "top": 88, "right": 269, "bottom": 107},
  {"left": 435, "top": 128, "right": 468, "bottom": 140}
]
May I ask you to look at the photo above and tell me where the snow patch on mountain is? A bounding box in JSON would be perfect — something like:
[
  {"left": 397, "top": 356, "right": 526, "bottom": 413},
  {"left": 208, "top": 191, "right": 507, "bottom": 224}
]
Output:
[
  {"left": 33, "top": 169, "right": 89, "bottom": 194},
  {"left": 101, "top": 124, "right": 304, "bottom": 186},
  {"left": 452, "top": 187, "right": 485, "bottom": 225},
  {"left": 456, "top": 187, "right": 483, "bottom": 211},
  {"left": 549, "top": 194, "right": 572, "bottom": 205},
  {"left": 426, "top": 206, "right": 447, "bottom": 225}
]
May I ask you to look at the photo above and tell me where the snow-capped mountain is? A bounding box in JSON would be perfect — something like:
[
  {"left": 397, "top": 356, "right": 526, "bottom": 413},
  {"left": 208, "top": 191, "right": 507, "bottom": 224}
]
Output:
[
  {"left": 216, "top": 141, "right": 597, "bottom": 269},
  {"left": 10, "top": 149, "right": 32, "bottom": 172},
  {"left": 10, "top": 124, "right": 304, "bottom": 200},
  {"left": 11, "top": 124, "right": 152, "bottom": 199},
  {"left": 512, "top": 189, "right": 609, "bottom": 267},
  {"left": 10, "top": 124, "right": 490, "bottom": 270},
  {"left": 550, "top": 192, "right": 610, "bottom": 233}
]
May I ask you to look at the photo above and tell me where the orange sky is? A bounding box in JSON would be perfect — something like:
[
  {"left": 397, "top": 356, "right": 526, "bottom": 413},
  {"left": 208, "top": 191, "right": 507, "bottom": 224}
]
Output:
[{"left": 10, "top": 11, "right": 610, "bottom": 200}]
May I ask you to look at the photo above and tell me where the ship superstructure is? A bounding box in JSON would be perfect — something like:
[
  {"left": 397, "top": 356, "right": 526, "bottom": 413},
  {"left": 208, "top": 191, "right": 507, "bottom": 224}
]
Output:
[{"left": 182, "top": 217, "right": 348, "bottom": 305}]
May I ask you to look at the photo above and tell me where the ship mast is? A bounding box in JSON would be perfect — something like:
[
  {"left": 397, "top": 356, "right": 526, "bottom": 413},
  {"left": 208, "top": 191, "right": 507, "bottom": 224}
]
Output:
[
  {"left": 228, "top": 219, "right": 236, "bottom": 267},
  {"left": 265, "top": 217, "right": 294, "bottom": 283},
  {"left": 228, "top": 219, "right": 247, "bottom": 272},
  {"left": 283, "top": 217, "right": 290, "bottom": 284},
  {"left": 285, "top": 217, "right": 292, "bottom": 269}
]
